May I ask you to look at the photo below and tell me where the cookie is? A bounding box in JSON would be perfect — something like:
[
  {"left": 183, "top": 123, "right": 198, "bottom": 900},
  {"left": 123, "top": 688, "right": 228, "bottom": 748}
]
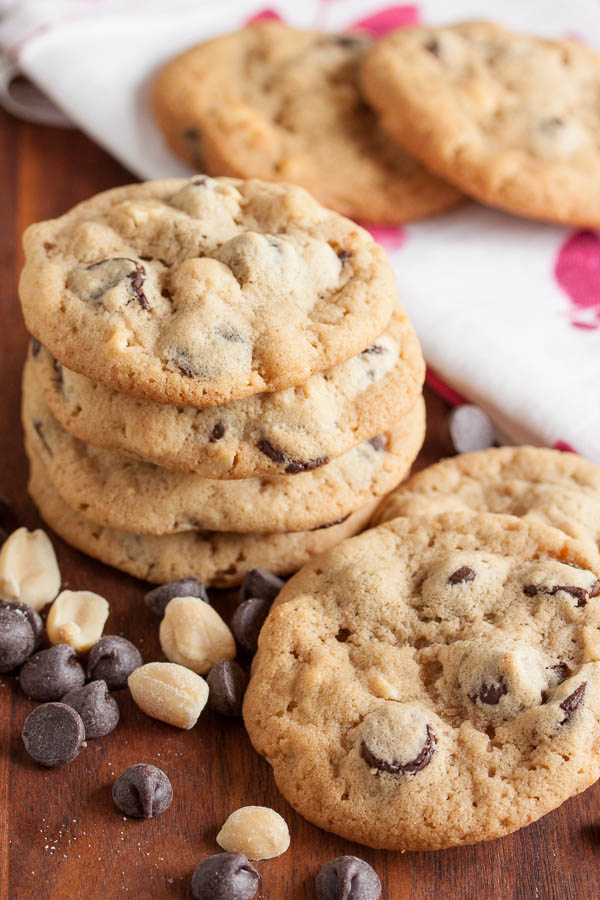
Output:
[
  {"left": 244, "top": 511, "right": 600, "bottom": 849},
  {"left": 372, "top": 447, "right": 600, "bottom": 561},
  {"left": 361, "top": 22, "right": 600, "bottom": 226},
  {"left": 23, "top": 362, "right": 424, "bottom": 534},
  {"left": 29, "top": 307, "right": 424, "bottom": 477},
  {"left": 152, "top": 23, "right": 461, "bottom": 224},
  {"left": 20, "top": 177, "right": 397, "bottom": 406},
  {"left": 27, "top": 448, "right": 378, "bottom": 587}
]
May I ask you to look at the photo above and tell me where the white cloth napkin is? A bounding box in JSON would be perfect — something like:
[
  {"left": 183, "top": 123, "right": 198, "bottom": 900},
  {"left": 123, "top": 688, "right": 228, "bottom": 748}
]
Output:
[{"left": 2, "top": 0, "right": 600, "bottom": 461}]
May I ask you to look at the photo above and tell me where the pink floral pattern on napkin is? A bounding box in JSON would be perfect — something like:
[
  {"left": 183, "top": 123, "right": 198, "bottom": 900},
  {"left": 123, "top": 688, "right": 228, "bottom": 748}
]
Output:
[{"left": 555, "top": 231, "right": 600, "bottom": 331}]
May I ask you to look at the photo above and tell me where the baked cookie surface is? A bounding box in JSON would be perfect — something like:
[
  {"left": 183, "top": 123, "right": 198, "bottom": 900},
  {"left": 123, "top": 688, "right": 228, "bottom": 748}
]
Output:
[
  {"left": 29, "top": 305, "right": 424, "bottom": 477},
  {"left": 26, "top": 448, "right": 377, "bottom": 587},
  {"left": 20, "top": 177, "right": 397, "bottom": 406},
  {"left": 361, "top": 21, "right": 600, "bottom": 226},
  {"left": 153, "top": 23, "right": 461, "bottom": 223},
  {"left": 23, "top": 362, "right": 424, "bottom": 534},
  {"left": 244, "top": 512, "right": 600, "bottom": 849},
  {"left": 372, "top": 447, "right": 600, "bottom": 560}
]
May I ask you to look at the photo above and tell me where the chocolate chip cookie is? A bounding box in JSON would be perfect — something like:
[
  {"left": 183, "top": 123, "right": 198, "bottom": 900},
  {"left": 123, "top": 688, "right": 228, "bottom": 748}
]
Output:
[
  {"left": 361, "top": 22, "right": 600, "bottom": 226},
  {"left": 29, "top": 306, "right": 424, "bottom": 477},
  {"left": 20, "top": 177, "right": 397, "bottom": 406},
  {"left": 153, "top": 23, "right": 461, "bottom": 224},
  {"left": 244, "top": 512, "right": 600, "bottom": 849},
  {"left": 372, "top": 447, "right": 600, "bottom": 561},
  {"left": 27, "top": 448, "right": 378, "bottom": 587},
  {"left": 23, "top": 361, "right": 425, "bottom": 534}
]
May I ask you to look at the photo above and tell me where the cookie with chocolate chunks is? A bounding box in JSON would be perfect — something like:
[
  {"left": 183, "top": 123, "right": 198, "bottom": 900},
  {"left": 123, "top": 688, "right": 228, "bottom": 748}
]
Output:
[{"left": 244, "top": 511, "right": 600, "bottom": 850}]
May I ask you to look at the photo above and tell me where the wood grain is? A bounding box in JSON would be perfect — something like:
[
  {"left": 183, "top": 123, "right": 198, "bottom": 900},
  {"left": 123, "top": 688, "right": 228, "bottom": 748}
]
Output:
[{"left": 0, "top": 105, "right": 597, "bottom": 900}]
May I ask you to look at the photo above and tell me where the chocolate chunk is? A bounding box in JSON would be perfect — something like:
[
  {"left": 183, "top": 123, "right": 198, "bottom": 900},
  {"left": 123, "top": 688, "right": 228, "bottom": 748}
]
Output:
[
  {"left": 43, "top": 242, "right": 57, "bottom": 253},
  {"left": 112, "top": 763, "right": 173, "bottom": 818},
  {"left": 315, "top": 855, "right": 381, "bottom": 900},
  {"left": 559, "top": 682, "right": 586, "bottom": 725},
  {"left": 191, "top": 853, "right": 259, "bottom": 900},
  {"left": 231, "top": 598, "right": 271, "bottom": 655},
  {"left": 476, "top": 678, "right": 508, "bottom": 706},
  {"left": 84, "top": 258, "right": 149, "bottom": 309},
  {"left": 209, "top": 422, "right": 226, "bottom": 443},
  {"left": 448, "top": 566, "right": 476, "bottom": 586},
  {"left": 425, "top": 38, "right": 440, "bottom": 57},
  {"left": 184, "top": 127, "right": 200, "bottom": 141},
  {"left": 239, "top": 568, "right": 284, "bottom": 604},
  {"left": 22, "top": 702, "right": 86, "bottom": 767},
  {"left": 0, "top": 605, "right": 36, "bottom": 672},
  {"left": 362, "top": 725, "right": 436, "bottom": 775},
  {"left": 53, "top": 359, "right": 63, "bottom": 392},
  {"left": 368, "top": 435, "right": 387, "bottom": 452},
  {"left": 206, "top": 659, "right": 249, "bottom": 717},
  {"left": 33, "top": 420, "right": 52, "bottom": 456},
  {"left": 361, "top": 344, "right": 386, "bottom": 355},
  {"left": 216, "top": 324, "right": 243, "bottom": 343},
  {"left": 257, "top": 439, "right": 285, "bottom": 465},
  {"left": 62, "top": 680, "right": 120, "bottom": 739},
  {"left": 285, "top": 455, "right": 328, "bottom": 474},
  {"left": 144, "top": 576, "right": 209, "bottom": 618},
  {"left": 128, "top": 265, "right": 149, "bottom": 310},
  {"left": 337, "top": 250, "right": 351, "bottom": 262},
  {"left": 31, "top": 338, "right": 42, "bottom": 356},
  {"left": 191, "top": 175, "right": 208, "bottom": 186},
  {"left": 172, "top": 348, "right": 198, "bottom": 377},
  {"left": 87, "top": 635, "right": 142, "bottom": 690},
  {"left": 552, "top": 662, "right": 572, "bottom": 684},
  {"left": 19, "top": 644, "right": 85, "bottom": 701},
  {"left": 1, "top": 600, "right": 43, "bottom": 649},
  {"left": 523, "top": 581, "right": 600, "bottom": 607}
]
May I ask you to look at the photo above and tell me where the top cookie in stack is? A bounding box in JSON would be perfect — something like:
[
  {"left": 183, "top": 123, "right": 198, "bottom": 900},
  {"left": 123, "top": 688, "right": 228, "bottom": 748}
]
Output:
[{"left": 19, "top": 176, "right": 426, "bottom": 585}]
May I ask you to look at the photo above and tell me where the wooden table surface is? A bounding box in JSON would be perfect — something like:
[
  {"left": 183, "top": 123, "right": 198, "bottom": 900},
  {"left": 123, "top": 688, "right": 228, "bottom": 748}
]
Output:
[{"left": 0, "top": 105, "right": 597, "bottom": 900}]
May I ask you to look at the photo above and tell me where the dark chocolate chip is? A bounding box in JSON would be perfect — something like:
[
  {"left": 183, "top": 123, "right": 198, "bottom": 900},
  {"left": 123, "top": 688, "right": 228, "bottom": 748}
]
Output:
[
  {"left": 19, "top": 644, "right": 85, "bottom": 701},
  {"left": 209, "top": 422, "right": 226, "bottom": 442},
  {"left": 144, "top": 576, "right": 209, "bottom": 618},
  {"left": 206, "top": 659, "right": 249, "bottom": 717},
  {"left": 257, "top": 439, "right": 286, "bottom": 464},
  {"left": 310, "top": 514, "right": 351, "bottom": 531},
  {"left": 368, "top": 435, "right": 387, "bottom": 452},
  {"left": 112, "top": 763, "right": 173, "bottom": 818},
  {"left": 448, "top": 566, "right": 476, "bottom": 586},
  {"left": 362, "top": 724, "right": 436, "bottom": 775},
  {"left": 22, "top": 702, "right": 86, "bottom": 767},
  {"left": 1, "top": 600, "right": 43, "bottom": 649},
  {"left": 552, "top": 662, "right": 572, "bottom": 684},
  {"left": 43, "top": 242, "right": 57, "bottom": 253},
  {"left": 425, "top": 38, "right": 441, "bottom": 57},
  {"left": 0, "top": 605, "right": 36, "bottom": 672},
  {"left": 62, "top": 680, "right": 120, "bottom": 739},
  {"left": 475, "top": 678, "right": 508, "bottom": 706},
  {"left": 523, "top": 581, "right": 600, "bottom": 607},
  {"left": 128, "top": 265, "right": 150, "bottom": 310},
  {"left": 33, "top": 420, "right": 52, "bottom": 456},
  {"left": 31, "top": 338, "right": 42, "bottom": 356},
  {"left": 559, "top": 682, "right": 586, "bottom": 725},
  {"left": 53, "top": 359, "right": 63, "bottom": 392},
  {"left": 84, "top": 258, "right": 149, "bottom": 309},
  {"left": 231, "top": 598, "right": 271, "bottom": 655},
  {"left": 337, "top": 250, "right": 351, "bottom": 262},
  {"left": 315, "top": 855, "right": 381, "bottom": 900},
  {"left": 184, "top": 127, "right": 200, "bottom": 141},
  {"left": 361, "top": 344, "right": 386, "bottom": 355},
  {"left": 239, "top": 568, "right": 284, "bottom": 604},
  {"left": 87, "top": 635, "right": 143, "bottom": 690},
  {"left": 285, "top": 455, "right": 328, "bottom": 474},
  {"left": 335, "top": 628, "right": 351, "bottom": 643},
  {"left": 333, "top": 34, "right": 364, "bottom": 48},
  {"left": 191, "top": 175, "right": 208, "bottom": 186},
  {"left": 172, "top": 348, "right": 198, "bottom": 377},
  {"left": 191, "top": 853, "right": 259, "bottom": 900},
  {"left": 540, "top": 115, "right": 564, "bottom": 132},
  {"left": 216, "top": 323, "right": 243, "bottom": 343}
]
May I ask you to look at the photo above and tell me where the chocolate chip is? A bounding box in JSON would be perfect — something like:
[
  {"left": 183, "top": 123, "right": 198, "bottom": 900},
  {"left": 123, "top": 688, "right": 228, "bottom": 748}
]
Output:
[
  {"left": 144, "top": 576, "right": 209, "bottom": 618},
  {"left": 206, "top": 659, "right": 249, "bottom": 717},
  {"left": 1, "top": 600, "right": 43, "bottom": 649},
  {"left": 20, "top": 645, "right": 85, "bottom": 701},
  {"left": 31, "top": 338, "right": 42, "bottom": 356},
  {"left": 43, "top": 242, "right": 57, "bottom": 253},
  {"left": 171, "top": 348, "right": 198, "bottom": 377},
  {"left": 315, "top": 855, "right": 381, "bottom": 900},
  {"left": 209, "top": 422, "right": 226, "bottom": 442},
  {"left": 191, "top": 175, "right": 208, "bottom": 186},
  {"left": 333, "top": 34, "right": 364, "bottom": 48},
  {"left": 368, "top": 435, "right": 387, "bottom": 452},
  {"left": 216, "top": 324, "right": 243, "bottom": 343},
  {"left": 53, "top": 359, "right": 63, "bottom": 393},
  {"left": 475, "top": 678, "right": 508, "bottom": 706},
  {"left": 128, "top": 264, "right": 150, "bottom": 310},
  {"left": 540, "top": 115, "right": 564, "bottom": 132},
  {"left": 257, "top": 439, "right": 286, "bottom": 464},
  {"left": 62, "top": 680, "right": 120, "bottom": 739},
  {"left": 448, "top": 566, "right": 476, "bottom": 586},
  {"left": 362, "top": 724, "right": 436, "bottom": 775},
  {"left": 191, "top": 853, "right": 259, "bottom": 900},
  {"left": 523, "top": 581, "right": 600, "bottom": 607},
  {"left": 559, "top": 682, "right": 586, "bottom": 725},
  {"left": 425, "top": 38, "right": 440, "bottom": 57},
  {"left": 285, "top": 455, "right": 328, "bottom": 474},
  {"left": 112, "top": 763, "right": 173, "bottom": 818},
  {"left": 184, "top": 127, "right": 200, "bottom": 141},
  {"left": 361, "top": 344, "right": 386, "bottom": 356},
  {"left": 0, "top": 605, "right": 36, "bottom": 672},
  {"left": 310, "top": 514, "right": 351, "bottom": 531},
  {"left": 87, "top": 635, "right": 142, "bottom": 690},
  {"left": 239, "top": 569, "right": 284, "bottom": 604},
  {"left": 337, "top": 250, "right": 351, "bottom": 262},
  {"left": 33, "top": 420, "right": 52, "bottom": 456},
  {"left": 552, "top": 662, "right": 572, "bottom": 684},
  {"left": 22, "top": 702, "right": 86, "bottom": 767},
  {"left": 82, "top": 258, "right": 149, "bottom": 309},
  {"left": 231, "top": 598, "right": 271, "bottom": 655}
]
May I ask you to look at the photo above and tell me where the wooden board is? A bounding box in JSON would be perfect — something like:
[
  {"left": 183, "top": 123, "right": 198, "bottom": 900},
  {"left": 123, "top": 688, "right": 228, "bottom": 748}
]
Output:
[{"left": 0, "top": 106, "right": 597, "bottom": 900}]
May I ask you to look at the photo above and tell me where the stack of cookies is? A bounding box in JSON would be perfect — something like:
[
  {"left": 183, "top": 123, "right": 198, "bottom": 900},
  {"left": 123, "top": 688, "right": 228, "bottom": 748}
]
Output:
[{"left": 18, "top": 176, "right": 425, "bottom": 586}]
